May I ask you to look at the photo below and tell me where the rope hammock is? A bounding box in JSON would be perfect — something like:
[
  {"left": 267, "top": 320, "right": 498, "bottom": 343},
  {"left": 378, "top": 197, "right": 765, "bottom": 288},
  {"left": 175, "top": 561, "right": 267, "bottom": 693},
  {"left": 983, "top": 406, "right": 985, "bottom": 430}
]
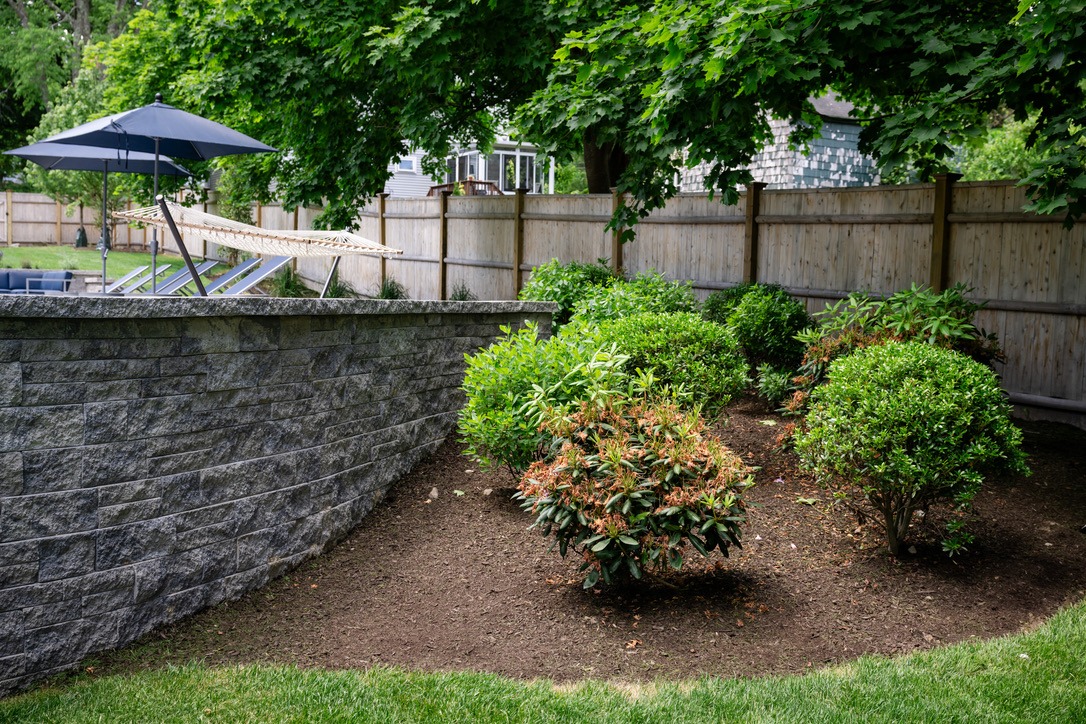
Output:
[{"left": 114, "top": 200, "right": 401, "bottom": 258}]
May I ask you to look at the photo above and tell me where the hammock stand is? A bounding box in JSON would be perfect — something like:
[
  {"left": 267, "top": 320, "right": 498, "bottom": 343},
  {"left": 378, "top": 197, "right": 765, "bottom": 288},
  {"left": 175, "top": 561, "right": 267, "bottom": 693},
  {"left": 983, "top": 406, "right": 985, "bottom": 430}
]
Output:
[{"left": 114, "top": 196, "right": 401, "bottom": 296}]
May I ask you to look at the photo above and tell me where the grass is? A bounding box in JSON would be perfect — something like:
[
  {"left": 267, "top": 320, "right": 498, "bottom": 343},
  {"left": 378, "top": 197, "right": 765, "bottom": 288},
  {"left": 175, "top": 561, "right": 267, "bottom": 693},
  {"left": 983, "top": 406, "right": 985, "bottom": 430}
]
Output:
[
  {"left": 2, "top": 598, "right": 1082, "bottom": 722},
  {"left": 0, "top": 245, "right": 228, "bottom": 287}
]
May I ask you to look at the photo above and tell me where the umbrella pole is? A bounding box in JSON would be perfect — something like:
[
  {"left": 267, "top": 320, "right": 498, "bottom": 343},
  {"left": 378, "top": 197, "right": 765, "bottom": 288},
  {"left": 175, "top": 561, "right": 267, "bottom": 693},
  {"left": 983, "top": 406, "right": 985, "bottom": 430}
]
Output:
[
  {"left": 151, "top": 138, "right": 160, "bottom": 294},
  {"left": 101, "top": 161, "right": 108, "bottom": 293}
]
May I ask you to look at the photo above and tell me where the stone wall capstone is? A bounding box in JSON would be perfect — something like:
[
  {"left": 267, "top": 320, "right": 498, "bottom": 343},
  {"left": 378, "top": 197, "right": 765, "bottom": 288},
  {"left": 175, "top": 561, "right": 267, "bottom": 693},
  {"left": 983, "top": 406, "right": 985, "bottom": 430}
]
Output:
[{"left": 0, "top": 296, "right": 553, "bottom": 695}]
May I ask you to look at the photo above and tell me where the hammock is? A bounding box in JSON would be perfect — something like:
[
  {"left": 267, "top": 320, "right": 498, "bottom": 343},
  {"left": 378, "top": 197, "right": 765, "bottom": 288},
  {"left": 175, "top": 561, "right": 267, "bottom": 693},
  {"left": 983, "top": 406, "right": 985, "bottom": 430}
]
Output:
[{"left": 114, "top": 200, "right": 401, "bottom": 257}]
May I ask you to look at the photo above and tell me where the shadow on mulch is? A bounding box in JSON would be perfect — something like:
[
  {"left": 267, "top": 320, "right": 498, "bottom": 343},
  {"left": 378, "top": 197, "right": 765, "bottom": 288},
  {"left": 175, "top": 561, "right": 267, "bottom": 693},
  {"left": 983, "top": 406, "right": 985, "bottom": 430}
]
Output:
[{"left": 89, "top": 397, "right": 1086, "bottom": 682}]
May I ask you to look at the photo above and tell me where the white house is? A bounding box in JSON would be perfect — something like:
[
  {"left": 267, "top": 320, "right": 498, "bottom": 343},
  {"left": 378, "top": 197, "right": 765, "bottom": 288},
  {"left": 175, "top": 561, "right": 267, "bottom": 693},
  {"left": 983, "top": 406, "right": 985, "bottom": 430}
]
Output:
[{"left": 384, "top": 136, "right": 555, "bottom": 197}]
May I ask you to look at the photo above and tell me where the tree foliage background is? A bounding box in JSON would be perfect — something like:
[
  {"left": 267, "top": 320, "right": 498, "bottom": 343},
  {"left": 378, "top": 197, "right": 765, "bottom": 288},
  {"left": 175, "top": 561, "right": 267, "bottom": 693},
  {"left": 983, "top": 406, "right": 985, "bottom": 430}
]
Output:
[{"left": 5, "top": 0, "right": 1084, "bottom": 230}]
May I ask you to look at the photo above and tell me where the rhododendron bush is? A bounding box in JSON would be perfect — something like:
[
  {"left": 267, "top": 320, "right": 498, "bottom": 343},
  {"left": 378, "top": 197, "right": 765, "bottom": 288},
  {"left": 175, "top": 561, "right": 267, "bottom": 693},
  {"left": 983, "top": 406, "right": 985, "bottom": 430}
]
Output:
[{"left": 516, "top": 384, "right": 752, "bottom": 588}]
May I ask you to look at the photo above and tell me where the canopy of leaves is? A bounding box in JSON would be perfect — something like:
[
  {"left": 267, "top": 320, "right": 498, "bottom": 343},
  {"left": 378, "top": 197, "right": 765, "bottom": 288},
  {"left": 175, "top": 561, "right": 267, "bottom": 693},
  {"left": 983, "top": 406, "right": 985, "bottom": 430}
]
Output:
[
  {"left": 1, "top": 1, "right": 140, "bottom": 180},
  {"left": 517, "top": 0, "right": 1085, "bottom": 227},
  {"left": 98, "top": 0, "right": 1084, "bottom": 228}
]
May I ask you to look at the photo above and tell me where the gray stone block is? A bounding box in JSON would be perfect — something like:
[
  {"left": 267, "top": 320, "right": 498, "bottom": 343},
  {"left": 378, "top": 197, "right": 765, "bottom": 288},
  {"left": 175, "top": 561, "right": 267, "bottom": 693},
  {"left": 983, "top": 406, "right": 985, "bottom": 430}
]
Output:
[
  {"left": 39, "top": 533, "right": 96, "bottom": 582},
  {"left": 0, "top": 452, "right": 21, "bottom": 497},
  {"left": 0, "top": 340, "right": 21, "bottom": 363},
  {"left": 97, "top": 479, "right": 160, "bottom": 508},
  {"left": 140, "top": 374, "right": 207, "bottom": 398},
  {"left": 84, "top": 402, "right": 130, "bottom": 445},
  {"left": 174, "top": 501, "right": 236, "bottom": 533},
  {"left": 179, "top": 318, "right": 241, "bottom": 355},
  {"left": 0, "top": 611, "right": 24, "bottom": 656},
  {"left": 23, "top": 598, "right": 81, "bottom": 629},
  {"left": 1, "top": 490, "right": 97, "bottom": 542},
  {"left": 0, "top": 406, "right": 84, "bottom": 453},
  {"left": 21, "top": 447, "right": 84, "bottom": 494},
  {"left": 98, "top": 498, "right": 162, "bottom": 528},
  {"left": 82, "top": 587, "right": 132, "bottom": 617},
  {"left": 0, "top": 563, "right": 36, "bottom": 588},
  {"left": 81, "top": 441, "right": 148, "bottom": 487},
  {"left": 238, "top": 317, "right": 280, "bottom": 351},
  {"left": 0, "top": 654, "right": 25, "bottom": 681},
  {"left": 0, "top": 362, "right": 22, "bottom": 407},
  {"left": 174, "top": 519, "right": 238, "bottom": 553},
  {"left": 95, "top": 519, "right": 176, "bottom": 569}
]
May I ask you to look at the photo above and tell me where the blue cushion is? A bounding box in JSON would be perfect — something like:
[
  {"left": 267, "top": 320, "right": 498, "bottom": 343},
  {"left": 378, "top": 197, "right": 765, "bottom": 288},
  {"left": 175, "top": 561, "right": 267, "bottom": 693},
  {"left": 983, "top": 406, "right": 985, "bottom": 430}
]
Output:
[
  {"left": 0, "top": 271, "right": 9, "bottom": 292},
  {"left": 6, "top": 270, "right": 40, "bottom": 294},
  {"left": 34, "top": 270, "right": 72, "bottom": 292}
]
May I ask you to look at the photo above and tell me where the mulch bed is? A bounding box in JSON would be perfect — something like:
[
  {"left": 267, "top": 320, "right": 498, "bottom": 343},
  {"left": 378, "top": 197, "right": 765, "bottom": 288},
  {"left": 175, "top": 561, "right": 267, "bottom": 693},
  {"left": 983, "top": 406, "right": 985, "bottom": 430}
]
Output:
[{"left": 92, "top": 397, "right": 1086, "bottom": 682}]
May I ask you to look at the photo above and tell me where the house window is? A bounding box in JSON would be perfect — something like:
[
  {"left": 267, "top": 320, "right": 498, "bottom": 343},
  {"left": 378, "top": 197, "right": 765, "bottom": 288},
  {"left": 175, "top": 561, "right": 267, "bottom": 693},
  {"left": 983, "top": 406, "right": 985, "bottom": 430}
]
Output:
[{"left": 398, "top": 157, "right": 416, "bottom": 173}]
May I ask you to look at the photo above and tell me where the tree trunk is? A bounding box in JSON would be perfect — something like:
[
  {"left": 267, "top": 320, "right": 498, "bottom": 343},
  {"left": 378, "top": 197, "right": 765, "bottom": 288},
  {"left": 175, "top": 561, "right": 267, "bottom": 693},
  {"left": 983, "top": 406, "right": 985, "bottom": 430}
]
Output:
[{"left": 582, "top": 131, "right": 629, "bottom": 194}]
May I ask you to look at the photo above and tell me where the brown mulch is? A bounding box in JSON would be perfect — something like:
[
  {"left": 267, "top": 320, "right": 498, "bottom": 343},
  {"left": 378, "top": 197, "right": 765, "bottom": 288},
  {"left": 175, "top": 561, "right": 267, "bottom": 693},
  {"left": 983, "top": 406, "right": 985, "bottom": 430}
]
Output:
[{"left": 92, "top": 397, "right": 1086, "bottom": 682}]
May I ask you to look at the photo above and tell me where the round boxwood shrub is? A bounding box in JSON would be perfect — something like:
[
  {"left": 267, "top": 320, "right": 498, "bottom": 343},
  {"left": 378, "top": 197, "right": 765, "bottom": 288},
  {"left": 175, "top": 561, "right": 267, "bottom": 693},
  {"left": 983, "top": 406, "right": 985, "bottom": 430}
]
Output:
[
  {"left": 725, "top": 284, "right": 811, "bottom": 370},
  {"left": 458, "top": 322, "right": 626, "bottom": 474},
  {"left": 518, "top": 259, "right": 619, "bottom": 330},
  {"left": 701, "top": 282, "right": 760, "bottom": 325},
  {"left": 517, "top": 384, "right": 753, "bottom": 588},
  {"left": 793, "top": 341, "right": 1030, "bottom": 556},
  {"left": 594, "top": 312, "right": 747, "bottom": 412},
  {"left": 572, "top": 270, "right": 699, "bottom": 324}
]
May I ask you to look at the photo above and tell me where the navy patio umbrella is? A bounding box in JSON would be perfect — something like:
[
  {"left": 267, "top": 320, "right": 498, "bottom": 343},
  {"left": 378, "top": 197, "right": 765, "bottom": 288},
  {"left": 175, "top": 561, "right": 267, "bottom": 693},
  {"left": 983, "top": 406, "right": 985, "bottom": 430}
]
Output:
[
  {"left": 41, "top": 94, "right": 276, "bottom": 292},
  {"left": 3, "top": 141, "right": 191, "bottom": 292}
]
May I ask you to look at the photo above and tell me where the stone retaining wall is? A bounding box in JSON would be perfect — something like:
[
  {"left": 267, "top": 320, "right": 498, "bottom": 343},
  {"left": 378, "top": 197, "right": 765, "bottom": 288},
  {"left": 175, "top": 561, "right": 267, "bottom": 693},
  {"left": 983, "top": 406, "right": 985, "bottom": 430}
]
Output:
[{"left": 0, "top": 296, "right": 552, "bottom": 695}]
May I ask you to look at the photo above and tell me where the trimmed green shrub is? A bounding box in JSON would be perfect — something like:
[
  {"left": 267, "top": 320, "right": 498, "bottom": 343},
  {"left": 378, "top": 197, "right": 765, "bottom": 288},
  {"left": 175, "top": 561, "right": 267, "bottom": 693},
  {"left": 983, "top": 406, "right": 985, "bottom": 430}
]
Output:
[
  {"left": 725, "top": 284, "right": 811, "bottom": 370},
  {"left": 518, "top": 258, "right": 619, "bottom": 329},
  {"left": 572, "top": 270, "right": 698, "bottom": 324},
  {"left": 268, "top": 267, "right": 311, "bottom": 298},
  {"left": 788, "top": 284, "right": 1004, "bottom": 415},
  {"left": 517, "top": 380, "right": 753, "bottom": 588},
  {"left": 755, "top": 364, "right": 792, "bottom": 406},
  {"left": 594, "top": 312, "right": 747, "bottom": 412},
  {"left": 458, "top": 322, "right": 627, "bottom": 475},
  {"left": 701, "top": 282, "right": 759, "bottom": 325},
  {"left": 793, "top": 341, "right": 1029, "bottom": 557}
]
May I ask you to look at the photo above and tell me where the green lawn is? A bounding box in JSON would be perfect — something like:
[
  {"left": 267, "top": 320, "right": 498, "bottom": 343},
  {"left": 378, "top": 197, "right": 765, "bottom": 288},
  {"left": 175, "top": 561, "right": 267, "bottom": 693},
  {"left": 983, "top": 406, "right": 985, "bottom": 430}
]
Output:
[
  {"left": 2, "top": 599, "right": 1082, "bottom": 723},
  {"left": 0, "top": 245, "right": 227, "bottom": 285}
]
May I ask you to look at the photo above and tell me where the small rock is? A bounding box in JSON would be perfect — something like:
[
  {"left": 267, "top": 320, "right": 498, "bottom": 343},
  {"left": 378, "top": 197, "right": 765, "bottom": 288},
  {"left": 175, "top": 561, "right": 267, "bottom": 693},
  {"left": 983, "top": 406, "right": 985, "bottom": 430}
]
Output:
[
  {"left": 923, "top": 633, "right": 934, "bottom": 642},
  {"left": 1019, "top": 653, "right": 1030, "bottom": 660},
  {"left": 754, "top": 535, "right": 763, "bottom": 541},
  {"left": 908, "top": 545, "right": 917, "bottom": 554},
  {"left": 428, "top": 487, "right": 439, "bottom": 500},
  {"left": 790, "top": 543, "right": 797, "bottom": 550},
  {"left": 483, "top": 488, "right": 493, "bottom": 496}
]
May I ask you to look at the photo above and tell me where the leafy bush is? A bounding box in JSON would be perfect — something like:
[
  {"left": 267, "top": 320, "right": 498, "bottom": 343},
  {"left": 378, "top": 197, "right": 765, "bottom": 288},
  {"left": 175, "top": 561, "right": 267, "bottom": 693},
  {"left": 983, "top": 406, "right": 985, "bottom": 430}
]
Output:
[
  {"left": 458, "top": 322, "right": 627, "bottom": 474},
  {"left": 517, "top": 380, "right": 753, "bottom": 588},
  {"left": 594, "top": 313, "right": 747, "bottom": 412},
  {"left": 755, "top": 364, "right": 793, "bottom": 406},
  {"left": 572, "top": 270, "right": 699, "bottom": 324},
  {"left": 518, "top": 258, "right": 618, "bottom": 329},
  {"left": 701, "top": 283, "right": 759, "bottom": 325},
  {"left": 725, "top": 285, "right": 810, "bottom": 369},
  {"left": 793, "top": 342, "right": 1029, "bottom": 556},
  {"left": 787, "top": 283, "right": 1004, "bottom": 414}
]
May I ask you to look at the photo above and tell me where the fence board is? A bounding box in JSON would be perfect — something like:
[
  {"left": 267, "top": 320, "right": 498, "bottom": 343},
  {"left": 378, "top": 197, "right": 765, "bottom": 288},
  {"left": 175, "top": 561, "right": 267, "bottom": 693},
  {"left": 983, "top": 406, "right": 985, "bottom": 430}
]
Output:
[{"left": 5, "top": 182, "right": 1084, "bottom": 427}]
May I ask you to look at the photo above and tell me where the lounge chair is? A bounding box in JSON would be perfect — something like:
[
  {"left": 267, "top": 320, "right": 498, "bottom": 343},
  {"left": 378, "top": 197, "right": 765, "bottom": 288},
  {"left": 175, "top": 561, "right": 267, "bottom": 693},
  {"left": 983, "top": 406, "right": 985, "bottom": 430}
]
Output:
[
  {"left": 203, "top": 257, "right": 262, "bottom": 294},
  {"left": 217, "top": 256, "right": 292, "bottom": 295},
  {"left": 117, "top": 264, "right": 172, "bottom": 294},
  {"left": 104, "top": 266, "right": 150, "bottom": 294},
  {"left": 153, "top": 260, "right": 218, "bottom": 295}
]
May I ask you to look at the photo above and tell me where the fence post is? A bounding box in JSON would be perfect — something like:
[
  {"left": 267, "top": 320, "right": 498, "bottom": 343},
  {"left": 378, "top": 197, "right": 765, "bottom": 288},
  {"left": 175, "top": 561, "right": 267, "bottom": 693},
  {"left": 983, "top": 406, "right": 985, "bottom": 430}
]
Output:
[
  {"left": 513, "top": 187, "right": 527, "bottom": 295},
  {"left": 378, "top": 192, "right": 389, "bottom": 288},
  {"left": 439, "top": 190, "right": 451, "bottom": 300},
  {"left": 610, "top": 187, "right": 624, "bottom": 275},
  {"left": 6, "top": 189, "right": 12, "bottom": 246},
  {"left": 742, "top": 182, "right": 767, "bottom": 284},
  {"left": 55, "top": 200, "right": 63, "bottom": 245},
  {"left": 929, "top": 173, "right": 961, "bottom": 292}
]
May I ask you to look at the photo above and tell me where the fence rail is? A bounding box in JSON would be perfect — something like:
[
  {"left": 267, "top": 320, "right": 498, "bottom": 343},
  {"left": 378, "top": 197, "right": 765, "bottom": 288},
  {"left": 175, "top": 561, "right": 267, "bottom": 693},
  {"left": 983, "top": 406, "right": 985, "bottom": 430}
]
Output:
[{"left": 4, "top": 179, "right": 1084, "bottom": 428}]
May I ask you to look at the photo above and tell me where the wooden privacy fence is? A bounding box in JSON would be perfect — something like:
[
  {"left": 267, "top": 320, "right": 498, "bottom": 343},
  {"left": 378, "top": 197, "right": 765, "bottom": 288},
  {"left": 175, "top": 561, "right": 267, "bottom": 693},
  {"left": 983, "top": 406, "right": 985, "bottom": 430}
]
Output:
[
  {"left": 4, "top": 179, "right": 1084, "bottom": 428},
  {"left": 1, "top": 190, "right": 166, "bottom": 250},
  {"left": 294, "top": 177, "right": 1084, "bottom": 429}
]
